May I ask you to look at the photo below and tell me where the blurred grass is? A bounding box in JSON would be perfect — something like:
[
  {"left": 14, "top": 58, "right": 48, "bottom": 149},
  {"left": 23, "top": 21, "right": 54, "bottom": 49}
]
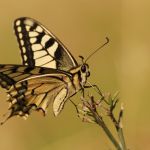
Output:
[{"left": 0, "top": 0, "right": 150, "bottom": 150}]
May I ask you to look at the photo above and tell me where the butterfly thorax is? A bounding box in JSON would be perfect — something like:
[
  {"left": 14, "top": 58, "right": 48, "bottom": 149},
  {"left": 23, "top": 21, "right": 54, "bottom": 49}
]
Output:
[{"left": 70, "top": 63, "right": 90, "bottom": 90}]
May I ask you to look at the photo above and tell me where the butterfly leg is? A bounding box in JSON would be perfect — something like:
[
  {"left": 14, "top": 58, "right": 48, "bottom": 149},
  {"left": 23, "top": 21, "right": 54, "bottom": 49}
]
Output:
[
  {"left": 69, "top": 98, "right": 90, "bottom": 122},
  {"left": 84, "top": 84, "right": 111, "bottom": 105},
  {"left": 84, "top": 84, "right": 103, "bottom": 97},
  {"left": 69, "top": 98, "right": 79, "bottom": 114}
]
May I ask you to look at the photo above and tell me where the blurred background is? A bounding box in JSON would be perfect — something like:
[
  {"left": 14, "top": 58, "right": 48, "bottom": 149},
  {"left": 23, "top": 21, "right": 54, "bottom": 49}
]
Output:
[{"left": 0, "top": 0, "right": 150, "bottom": 149}]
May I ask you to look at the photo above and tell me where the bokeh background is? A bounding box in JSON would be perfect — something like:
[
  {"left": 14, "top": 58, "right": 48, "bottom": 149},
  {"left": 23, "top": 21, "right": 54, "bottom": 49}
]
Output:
[{"left": 0, "top": 0, "right": 150, "bottom": 150}]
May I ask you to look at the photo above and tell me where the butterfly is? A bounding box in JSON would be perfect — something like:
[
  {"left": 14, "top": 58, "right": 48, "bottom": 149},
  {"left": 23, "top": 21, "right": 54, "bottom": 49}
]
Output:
[{"left": 0, "top": 17, "right": 109, "bottom": 124}]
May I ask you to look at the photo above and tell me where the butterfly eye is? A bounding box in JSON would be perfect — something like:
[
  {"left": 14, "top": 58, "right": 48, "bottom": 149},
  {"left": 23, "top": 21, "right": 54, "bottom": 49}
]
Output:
[{"left": 81, "top": 65, "right": 86, "bottom": 73}]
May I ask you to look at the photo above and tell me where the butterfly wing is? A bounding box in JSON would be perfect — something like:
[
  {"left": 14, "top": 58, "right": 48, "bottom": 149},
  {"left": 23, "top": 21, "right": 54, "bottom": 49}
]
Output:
[
  {"left": 14, "top": 17, "right": 78, "bottom": 70},
  {"left": 0, "top": 65, "right": 74, "bottom": 124},
  {"left": 7, "top": 74, "right": 70, "bottom": 118},
  {"left": 0, "top": 64, "right": 67, "bottom": 90}
]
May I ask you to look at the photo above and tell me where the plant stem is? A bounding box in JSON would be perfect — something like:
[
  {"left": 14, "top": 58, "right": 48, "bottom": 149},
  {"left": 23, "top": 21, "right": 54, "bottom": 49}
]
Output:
[
  {"left": 92, "top": 111, "right": 122, "bottom": 150},
  {"left": 117, "top": 127, "right": 127, "bottom": 150}
]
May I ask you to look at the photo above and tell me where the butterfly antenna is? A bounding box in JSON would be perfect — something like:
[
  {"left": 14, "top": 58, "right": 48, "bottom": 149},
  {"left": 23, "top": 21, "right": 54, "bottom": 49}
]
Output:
[
  {"left": 85, "top": 37, "right": 109, "bottom": 63},
  {"left": 79, "top": 55, "right": 85, "bottom": 63}
]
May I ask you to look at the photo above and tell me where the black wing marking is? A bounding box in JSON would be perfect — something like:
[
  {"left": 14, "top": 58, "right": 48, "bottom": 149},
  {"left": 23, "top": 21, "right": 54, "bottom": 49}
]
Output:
[
  {"left": 0, "top": 64, "right": 72, "bottom": 90},
  {"left": 0, "top": 65, "right": 74, "bottom": 124},
  {"left": 0, "top": 65, "right": 54, "bottom": 90},
  {"left": 14, "top": 17, "right": 78, "bottom": 70}
]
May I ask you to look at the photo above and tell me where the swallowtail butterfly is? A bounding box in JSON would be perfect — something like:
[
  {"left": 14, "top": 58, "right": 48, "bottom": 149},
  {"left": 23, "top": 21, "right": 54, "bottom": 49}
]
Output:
[{"left": 0, "top": 17, "right": 109, "bottom": 124}]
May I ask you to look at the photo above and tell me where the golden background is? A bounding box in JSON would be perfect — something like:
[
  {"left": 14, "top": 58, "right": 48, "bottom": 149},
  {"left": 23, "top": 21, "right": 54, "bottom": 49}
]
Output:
[{"left": 0, "top": 0, "right": 150, "bottom": 150}]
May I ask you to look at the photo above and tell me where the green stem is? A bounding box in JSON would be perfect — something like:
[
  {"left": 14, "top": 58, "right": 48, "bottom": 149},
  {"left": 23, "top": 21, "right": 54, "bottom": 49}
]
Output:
[
  {"left": 93, "top": 111, "right": 122, "bottom": 150},
  {"left": 117, "top": 127, "right": 127, "bottom": 150}
]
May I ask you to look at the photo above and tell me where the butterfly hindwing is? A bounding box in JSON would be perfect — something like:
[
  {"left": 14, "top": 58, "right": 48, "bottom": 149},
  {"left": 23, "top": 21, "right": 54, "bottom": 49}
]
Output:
[
  {"left": 14, "top": 17, "right": 78, "bottom": 70},
  {"left": 8, "top": 74, "right": 69, "bottom": 117},
  {"left": 0, "top": 65, "right": 74, "bottom": 123}
]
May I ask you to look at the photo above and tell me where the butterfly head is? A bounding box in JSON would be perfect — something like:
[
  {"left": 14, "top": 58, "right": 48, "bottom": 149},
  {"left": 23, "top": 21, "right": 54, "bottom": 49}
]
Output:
[
  {"left": 79, "top": 56, "right": 90, "bottom": 86},
  {"left": 80, "top": 63, "right": 90, "bottom": 86},
  {"left": 81, "top": 63, "right": 90, "bottom": 77}
]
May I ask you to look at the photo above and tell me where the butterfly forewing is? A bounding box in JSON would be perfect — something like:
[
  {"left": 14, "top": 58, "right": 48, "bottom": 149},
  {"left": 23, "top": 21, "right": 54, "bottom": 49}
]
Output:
[
  {"left": 0, "top": 64, "right": 55, "bottom": 90},
  {"left": 0, "top": 17, "right": 87, "bottom": 124},
  {"left": 14, "top": 17, "right": 78, "bottom": 71}
]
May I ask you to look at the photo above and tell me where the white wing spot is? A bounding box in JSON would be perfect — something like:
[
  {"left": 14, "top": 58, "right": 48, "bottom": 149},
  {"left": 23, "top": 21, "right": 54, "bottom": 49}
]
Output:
[
  {"left": 30, "top": 38, "right": 37, "bottom": 44},
  {"left": 19, "top": 33, "right": 23, "bottom": 39},
  {"left": 47, "top": 42, "right": 58, "bottom": 56},
  {"left": 42, "top": 61, "right": 53, "bottom": 69},
  {"left": 41, "top": 35, "right": 51, "bottom": 47},
  {"left": 32, "top": 44, "right": 42, "bottom": 51},
  {"left": 22, "top": 47, "right": 26, "bottom": 53},
  {"left": 36, "top": 26, "right": 43, "bottom": 33},
  {"left": 16, "top": 20, "right": 21, "bottom": 26},
  {"left": 25, "top": 25, "right": 31, "bottom": 31},
  {"left": 20, "top": 40, "right": 24, "bottom": 46},
  {"left": 53, "top": 88, "right": 67, "bottom": 116},
  {"left": 33, "top": 51, "right": 47, "bottom": 59},
  {"left": 17, "top": 27, "right": 22, "bottom": 32},
  {"left": 24, "top": 55, "right": 27, "bottom": 61},
  {"left": 29, "top": 32, "right": 39, "bottom": 37},
  {"left": 42, "top": 60, "right": 56, "bottom": 68},
  {"left": 24, "top": 19, "right": 34, "bottom": 26},
  {"left": 35, "top": 55, "right": 52, "bottom": 66}
]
